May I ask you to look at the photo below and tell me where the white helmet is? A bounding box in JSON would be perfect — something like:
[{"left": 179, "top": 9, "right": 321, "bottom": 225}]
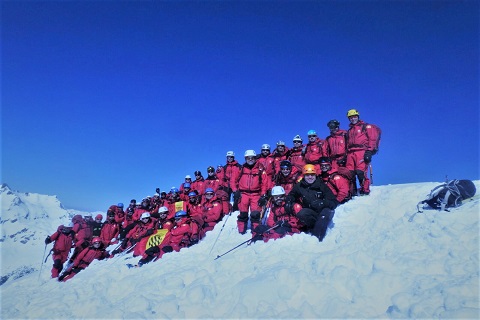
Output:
[
  {"left": 271, "top": 186, "right": 286, "bottom": 196},
  {"left": 277, "top": 140, "right": 286, "bottom": 146},
  {"left": 185, "top": 175, "right": 191, "bottom": 179},
  {"left": 293, "top": 135, "right": 303, "bottom": 142},
  {"left": 158, "top": 206, "right": 168, "bottom": 214},
  {"left": 140, "top": 212, "right": 151, "bottom": 220},
  {"left": 226, "top": 151, "right": 235, "bottom": 157},
  {"left": 244, "top": 150, "right": 256, "bottom": 157},
  {"left": 261, "top": 144, "right": 270, "bottom": 150}
]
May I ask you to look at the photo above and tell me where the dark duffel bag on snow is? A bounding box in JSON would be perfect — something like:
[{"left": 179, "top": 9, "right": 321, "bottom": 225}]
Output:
[{"left": 418, "top": 179, "right": 476, "bottom": 212}]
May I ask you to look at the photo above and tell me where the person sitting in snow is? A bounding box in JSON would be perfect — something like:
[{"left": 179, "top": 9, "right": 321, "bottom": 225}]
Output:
[
  {"left": 251, "top": 186, "right": 302, "bottom": 242},
  {"left": 58, "top": 237, "right": 109, "bottom": 282},
  {"left": 285, "top": 164, "right": 338, "bottom": 242},
  {"left": 44, "top": 222, "right": 75, "bottom": 278},
  {"left": 201, "top": 188, "right": 224, "bottom": 232},
  {"left": 111, "top": 212, "right": 157, "bottom": 257}
]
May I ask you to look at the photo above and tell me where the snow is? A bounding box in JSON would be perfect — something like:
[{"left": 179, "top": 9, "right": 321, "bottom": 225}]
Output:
[{"left": 1, "top": 181, "right": 479, "bottom": 319}]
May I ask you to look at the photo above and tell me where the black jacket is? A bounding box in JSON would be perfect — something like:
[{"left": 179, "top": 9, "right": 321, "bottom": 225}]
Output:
[{"left": 286, "top": 177, "right": 338, "bottom": 212}]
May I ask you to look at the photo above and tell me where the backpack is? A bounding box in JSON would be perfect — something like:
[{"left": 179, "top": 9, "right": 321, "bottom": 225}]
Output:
[
  {"left": 418, "top": 179, "right": 476, "bottom": 212},
  {"left": 362, "top": 123, "right": 382, "bottom": 154}
]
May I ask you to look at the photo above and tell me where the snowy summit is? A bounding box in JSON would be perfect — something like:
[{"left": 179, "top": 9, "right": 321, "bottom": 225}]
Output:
[{"left": 1, "top": 181, "right": 479, "bottom": 319}]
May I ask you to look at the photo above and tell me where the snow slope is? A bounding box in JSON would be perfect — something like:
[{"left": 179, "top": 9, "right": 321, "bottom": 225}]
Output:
[{"left": 1, "top": 181, "right": 479, "bottom": 319}]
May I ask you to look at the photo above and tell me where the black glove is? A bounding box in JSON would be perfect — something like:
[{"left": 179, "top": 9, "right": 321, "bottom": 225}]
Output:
[
  {"left": 258, "top": 195, "right": 268, "bottom": 207},
  {"left": 162, "top": 245, "right": 173, "bottom": 253},
  {"left": 284, "top": 201, "right": 294, "bottom": 215},
  {"left": 364, "top": 150, "right": 373, "bottom": 164},
  {"left": 145, "top": 229, "right": 154, "bottom": 236},
  {"left": 145, "top": 246, "right": 160, "bottom": 256},
  {"left": 45, "top": 236, "right": 51, "bottom": 245},
  {"left": 275, "top": 221, "right": 292, "bottom": 235},
  {"left": 156, "top": 188, "right": 160, "bottom": 194},
  {"left": 310, "top": 200, "right": 325, "bottom": 212},
  {"left": 111, "top": 248, "right": 121, "bottom": 255},
  {"left": 233, "top": 190, "right": 241, "bottom": 202},
  {"left": 121, "top": 238, "right": 129, "bottom": 249}
]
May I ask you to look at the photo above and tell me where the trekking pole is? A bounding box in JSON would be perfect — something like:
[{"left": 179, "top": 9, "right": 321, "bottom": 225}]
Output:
[
  {"left": 208, "top": 213, "right": 230, "bottom": 255},
  {"left": 369, "top": 164, "right": 373, "bottom": 185},
  {"left": 38, "top": 244, "right": 48, "bottom": 280},
  {"left": 214, "top": 224, "right": 279, "bottom": 260}
]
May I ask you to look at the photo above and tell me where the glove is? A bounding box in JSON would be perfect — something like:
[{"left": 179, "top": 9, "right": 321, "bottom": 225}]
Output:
[
  {"left": 121, "top": 238, "right": 129, "bottom": 249},
  {"left": 275, "top": 221, "right": 292, "bottom": 235},
  {"left": 337, "top": 156, "right": 347, "bottom": 167},
  {"left": 233, "top": 190, "right": 241, "bottom": 202},
  {"left": 258, "top": 195, "right": 268, "bottom": 207},
  {"left": 156, "top": 188, "right": 160, "bottom": 194},
  {"left": 284, "top": 201, "right": 294, "bottom": 215},
  {"left": 310, "top": 200, "right": 324, "bottom": 212},
  {"left": 111, "top": 248, "right": 121, "bottom": 255},
  {"left": 145, "top": 246, "right": 160, "bottom": 256},
  {"left": 145, "top": 229, "right": 154, "bottom": 236},
  {"left": 45, "top": 236, "right": 51, "bottom": 245},
  {"left": 364, "top": 150, "right": 373, "bottom": 164}
]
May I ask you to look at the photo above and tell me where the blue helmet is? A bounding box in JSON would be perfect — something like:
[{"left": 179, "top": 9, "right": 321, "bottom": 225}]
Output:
[
  {"left": 188, "top": 191, "right": 197, "bottom": 197},
  {"left": 175, "top": 210, "right": 188, "bottom": 218},
  {"left": 184, "top": 182, "right": 191, "bottom": 188},
  {"left": 307, "top": 129, "right": 316, "bottom": 136},
  {"left": 205, "top": 188, "right": 214, "bottom": 194},
  {"left": 117, "top": 202, "right": 124, "bottom": 208},
  {"left": 171, "top": 187, "right": 179, "bottom": 193}
]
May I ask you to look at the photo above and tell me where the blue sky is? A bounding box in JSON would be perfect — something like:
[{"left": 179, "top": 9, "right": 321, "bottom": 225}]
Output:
[{"left": 2, "top": 1, "right": 478, "bottom": 211}]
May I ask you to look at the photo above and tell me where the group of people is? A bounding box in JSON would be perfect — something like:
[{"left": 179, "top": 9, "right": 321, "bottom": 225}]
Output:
[{"left": 45, "top": 108, "right": 381, "bottom": 280}]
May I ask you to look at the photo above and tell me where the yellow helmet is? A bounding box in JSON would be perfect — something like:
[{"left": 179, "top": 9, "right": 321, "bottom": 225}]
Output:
[
  {"left": 303, "top": 164, "right": 317, "bottom": 175},
  {"left": 347, "top": 109, "right": 360, "bottom": 117}
]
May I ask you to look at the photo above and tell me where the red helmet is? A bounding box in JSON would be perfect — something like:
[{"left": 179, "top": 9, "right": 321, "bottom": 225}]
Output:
[{"left": 92, "top": 237, "right": 102, "bottom": 244}]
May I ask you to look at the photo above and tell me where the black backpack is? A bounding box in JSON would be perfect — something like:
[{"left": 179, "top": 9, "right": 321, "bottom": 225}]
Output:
[{"left": 418, "top": 179, "right": 476, "bottom": 212}]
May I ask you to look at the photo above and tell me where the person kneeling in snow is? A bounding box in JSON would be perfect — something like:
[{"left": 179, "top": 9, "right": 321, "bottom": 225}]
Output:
[
  {"left": 285, "top": 164, "right": 338, "bottom": 242},
  {"left": 58, "top": 237, "right": 109, "bottom": 282}
]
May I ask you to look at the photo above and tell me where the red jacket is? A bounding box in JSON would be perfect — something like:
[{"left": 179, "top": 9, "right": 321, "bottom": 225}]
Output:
[
  {"left": 269, "top": 147, "right": 290, "bottom": 176},
  {"left": 322, "top": 171, "right": 352, "bottom": 203},
  {"left": 49, "top": 226, "right": 75, "bottom": 255},
  {"left": 273, "top": 166, "right": 302, "bottom": 195},
  {"left": 257, "top": 154, "right": 275, "bottom": 179},
  {"left": 99, "top": 220, "right": 120, "bottom": 245},
  {"left": 161, "top": 217, "right": 194, "bottom": 249},
  {"left": 236, "top": 162, "right": 269, "bottom": 195},
  {"left": 186, "top": 201, "right": 205, "bottom": 225},
  {"left": 126, "top": 218, "right": 157, "bottom": 241},
  {"left": 204, "top": 175, "right": 221, "bottom": 192},
  {"left": 347, "top": 120, "right": 377, "bottom": 152},
  {"left": 304, "top": 137, "right": 326, "bottom": 165},
  {"left": 72, "top": 217, "right": 93, "bottom": 247},
  {"left": 223, "top": 160, "right": 242, "bottom": 192},
  {"left": 202, "top": 195, "right": 223, "bottom": 231},
  {"left": 288, "top": 145, "right": 306, "bottom": 171},
  {"left": 325, "top": 129, "right": 348, "bottom": 159},
  {"left": 191, "top": 178, "right": 206, "bottom": 195},
  {"left": 266, "top": 202, "right": 302, "bottom": 235}
]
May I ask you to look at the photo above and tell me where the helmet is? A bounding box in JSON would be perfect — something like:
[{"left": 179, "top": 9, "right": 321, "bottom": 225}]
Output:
[
  {"left": 154, "top": 193, "right": 160, "bottom": 197},
  {"left": 194, "top": 170, "right": 202, "bottom": 176},
  {"left": 95, "top": 214, "right": 103, "bottom": 220},
  {"left": 185, "top": 175, "right": 191, "bottom": 179},
  {"left": 117, "top": 203, "right": 124, "bottom": 208},
  {"left": 207, "top": 166, "right": 215, "bottom": 173},
  {"left": 319, "top": 157, "right": 332, "bottom": 164},
  {"left": 303, "top": 164, "right": 317, "bottom": 175},
  {"left": 92, "top": 237, "right": 102, "bottom": 244},
  {"left": 171, "top": 187, "right": 179, "bottom": 193},
  {"left": 140, "top": 212, "right": 151, "bottom": 220},
  {"left": 175, "top": 210, "right": 188, "bottom": 218},
  {"left": 307, "top": 129, "right": 317, "bottom": 136},
  {"left": 226, "top": 151, "right": 235, "bottom": 157},
  {"left": 280, "top": 160, "right": 292, "bottom": 169},
  {"left": 188, "top": 191, "right": 198, "bottom": 197},
  {"left": 347, "top": 109, "right": 360, "bottom": 117},
  {"left": 327, "top": 119, "right": 340, "bottom": 129},
  {"left": 271, "top": 186, "right": 286, "bottom": 196},
  {"left": 130, "top": 199, "right": 136, "bottom": 204},
  {"left": 293, "top": 135, "right": 303, "bottom": 142},
  {"left": 183, "top": 182, "right": 191, "bottom": 188},
  {"left": 261, "top": 144, "right": 270, "bottom": 150},
  {"left": 276, "top": 140, "right": 286, "bottom": 146},
  {"left": 244, "top": 150, "right": 256, "bottom": 157},
  {"left": 158, "top": 206, "right": 168, "bottom": 214},
  {"left": 205, "top": 188, "right": 214, "bottom": 194}
]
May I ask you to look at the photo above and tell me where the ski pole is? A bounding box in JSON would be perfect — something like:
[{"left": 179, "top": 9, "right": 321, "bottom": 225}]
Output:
[
  {"left": 214, "top": 224, "right": 279, "bottom": 260},
  {"left": 369, "top": 164, "right": 373, "bottom": 185},
  {"left": 38, "top": 244, "right": 48, "bottom": 280},
  {"left": 44, "top": 249, "right": 53, "bottom": 263},
  {"left": 208, "top": 213, "right": 230, "bottom": 255}
]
